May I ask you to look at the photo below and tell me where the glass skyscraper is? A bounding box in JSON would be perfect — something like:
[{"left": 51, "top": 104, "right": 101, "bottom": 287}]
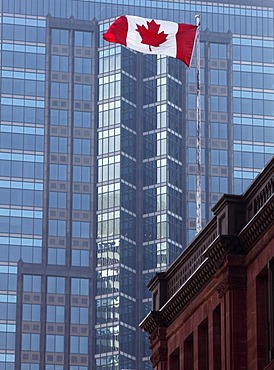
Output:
[{"left": 0, "top": 0, "right": 273, "bottom": 369}]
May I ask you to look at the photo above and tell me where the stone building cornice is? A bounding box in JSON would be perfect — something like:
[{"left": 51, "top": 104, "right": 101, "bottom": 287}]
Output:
[
  {"left": 140, "top": 235, "right": 246, "bottom": 334},
  {"left": 140, "top": 157, "right": 274, "bottom": 335},
  {"left": 239, "top": 193, "right": 274, "bottom": 252}
]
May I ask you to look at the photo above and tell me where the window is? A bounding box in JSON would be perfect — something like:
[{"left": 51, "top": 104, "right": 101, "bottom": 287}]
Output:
[
  {"left": 70, "top": 336, "right": 88, "bottom": 354},
  {"left": 96, "top": 296, "right": 119, "bottom": 324},
  {"left": 49, "top": 164, "right": 67, "bottom": 181},
  {"left": 210, "top": 96, "right": 227, "bottom": 112},
  {"left": 46, "top": 335, "right": 64, "bottom": 352},
  {"left": 198, "top": 319, "right": 209, "bottom": 370},
  {"left": 70, "top": 307, "right": 88, "bottom": 324},
  {"left": 74, "top": 31, "right": 92, "bottom": 47},
  {"left": 74, "top": 84, "right": 91, "bottom": 101},
  {"left": 73, "top": 111, "right": 91, "bottom": 128},
  {"left": 72, "top": 250, "right": 89, "bottom": 267},
  {"left": 256, "top": 262, "right": 274, "bottom": 367},
  {"left": 73, "top": 139, "right": 91, "bottom": 155},
  {"left": 73, "top": 166, "right": 90, "bottom": 183},
  {"left": 50, "top": 137, "right": 68, "bottom": 153},
  {"left": 52, "top": 29, "right": 69, "bottom": 45},
  {"left": 47, "top": 277, "right": 65, "bottom": 294},
  {"left": 22, "top": 304, "right": 40, "bottom": 321},
  {"left": 72, "top": 221, "right": 89, "bottom": 238},
  {"left": 47, "top": 248, "right": 66, "bottom": 265},
  {"left": 51, "top": 55, "right": 69, "bottom": 72},
  {"left": 210, "top": 69, "right": 227, "bottom": 85},
  {"left": 213, "top": 306, "right": 221, "bottom": 369},
  {"left": 169, "top": 348, "right": 180, "bottom": 370},
  {"left": 51, "top": 82, "right": 68, "bottom": 99},
  {"left": 210, "top": 43, "right": 227, "bottom": 59},
  {"left": 72, "top": 193, "right": 90, "bottom": 210},
  {"left": 48, "top": 220, "right": 66, "bottom": 237},
  {"left": 0, "top": 330, "right": 15, "bottom": 350},
  {"left": 23, "top": 275, "right": 41, "bottom": 292},
  {"left": 49, "top": 192, "right": 67, "bottom": 209},
  {"left": 74, "top": 58, "right": 91, "bottom": 74},
  {"left": 21, "top": 364, "right": 39, "bottom": 370},
  {"left": 184, "top": 333, "right": 194, "bottom": 370},
  {"left": 22, "top": 334, "right": 40, "bottom": 351},
  {"left": 50, "top": 109, "right": 68, "bottom": 126},
  {"left": 71, "top": 278, "right": 89, "bottom": 295},
  {"left": 47, "top": 306, "right": 65, "bottom": 323}
]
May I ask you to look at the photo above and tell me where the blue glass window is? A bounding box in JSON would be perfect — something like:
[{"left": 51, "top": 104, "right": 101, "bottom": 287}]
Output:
[
  {"left": 70, "top": 307, "right": 88, "bottom": 324},
  {"left": 22, "top": 334, "right": 40, "bottom": 351},
  {"left": 73, "top": 139, "right": 90, "bottom": 155},
  {"left": 46, "top": 335, "right": 64, "bottom": 353},
  {"left": 74, "top": 58, "right": 91, "bottom": 74},
  {"left": 47, "top": 306, "right": 65, "bottom": 323},
  {"left": 72, "top": 194, "right": 90, "bottom": 210},
  {"left": 50, "top": 137, "right": 68, "bottom": 153},
  {"left": 49, "top": 164, "right": 67, "bottom": 181},
  {"left": 49, "top": 192, "right": 67, "bottom": 208},
  {"left": 48, "top": 248, "right": 66, "bottom": 265},
  {"left": 23, "top": 275, "right": 41, "bottom": 292},
  {"left": 73, "top": 111, "right": 91, "bottom": 128},
  {"left": 73, "top": 166, "right": 90, "bottom": 182},
  {"left": 71, "top": 278, "right": 89, "bottom": 295},
  {"left": 72, "top": 221, "right": 90, "bottom": 238},
  {"left": 47, "top": 277, "right": 65, "bottom": 294},
  {"left": 51, "top": 82, "right": 68, "bottom": 99},
  {"left": 51, "top": 56, "right": 69, "bottom": 72},
  {"left": 50, "top": 110, "right": 68, "bottom": 126},
  {"left": 75, "top": 31, "right": 92, "bottom": 47},
  {"left": 70, "top": 336, "right": 88, "bottom": 354},
  {"left": 48, "top": 220, "right": 66, "bottom": 236},
  {"left": 22, "top": 304, "right": 40, "bottom": 321},
  {"left": 52, "top": 29, "right": 69, "bottom": 45},
  {"left": 72, "top": 250, "right": 89, "bottom": 267},
  {"left": 74, "top": 84, "right": 91, "bottom": 101}
]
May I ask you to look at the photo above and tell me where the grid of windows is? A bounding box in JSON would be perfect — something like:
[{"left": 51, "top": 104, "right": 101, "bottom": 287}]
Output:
[
  {"left": 0, "top": 1, "right": 273, "bottom": 370},
  {"left": 0, "top": 13, "right": 46, "bottom": 368}
]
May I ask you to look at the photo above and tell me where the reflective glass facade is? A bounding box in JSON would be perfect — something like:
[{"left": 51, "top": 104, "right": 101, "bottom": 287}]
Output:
[{"left": 0, "top": 0, "right": 273, "bottom": 369}]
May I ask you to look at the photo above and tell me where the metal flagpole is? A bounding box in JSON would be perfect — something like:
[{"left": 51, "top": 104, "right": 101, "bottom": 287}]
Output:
[{"left": 195, "top": 14, "right": 202, "bottom": 234}]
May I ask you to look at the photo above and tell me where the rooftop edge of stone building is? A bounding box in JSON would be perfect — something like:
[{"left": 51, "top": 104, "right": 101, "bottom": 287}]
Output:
[{"left": 140, "top": 156, "right": 274, "bottom": 369}]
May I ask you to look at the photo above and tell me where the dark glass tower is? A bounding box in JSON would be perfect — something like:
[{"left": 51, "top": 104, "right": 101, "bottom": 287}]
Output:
[{"left": 0, "top": 0, "right": 273, "bottom": 369}]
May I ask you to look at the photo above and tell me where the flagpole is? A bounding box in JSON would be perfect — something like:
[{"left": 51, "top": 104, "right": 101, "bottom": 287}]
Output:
[{"left": 195, "top": 14, "right": 202, "bottom": 234}]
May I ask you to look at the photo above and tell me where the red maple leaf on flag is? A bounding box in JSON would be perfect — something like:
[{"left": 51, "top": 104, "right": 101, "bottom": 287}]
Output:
[{"left": 136, "top": 20, "right": 168, "bottom": 51}]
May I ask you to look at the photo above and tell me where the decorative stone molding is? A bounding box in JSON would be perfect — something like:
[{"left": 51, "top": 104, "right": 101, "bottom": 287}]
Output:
[
  {"left": 149, "top": 326, "right": 167, "bottom": 345},
  {"left": 150, "top": 347, "right": 168, "bottom": 368},
  {"left": 240, "top": 194, "right": 274, "bottom": 252},
  {"left": 140, "top": 258, "right": 215, "bottom": 334},
  {"left": 217, "top": 274, "right": 247, "bottom": 298},
  {"left": 149, "top": 327, "right": 168, "bottom": 368}
]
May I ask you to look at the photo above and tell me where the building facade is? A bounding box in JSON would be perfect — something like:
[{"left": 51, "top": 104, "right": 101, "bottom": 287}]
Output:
[
  {"left": 0, "top": 0, "right": 273, "bottom": 369},
  {"left": 140, "top": 156, "right": 274, "bottom": 370}
]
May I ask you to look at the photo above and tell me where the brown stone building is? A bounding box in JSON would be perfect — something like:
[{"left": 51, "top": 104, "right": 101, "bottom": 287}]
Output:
[{"left": 140, "top": 157, "right": 274, "bottom": 370}]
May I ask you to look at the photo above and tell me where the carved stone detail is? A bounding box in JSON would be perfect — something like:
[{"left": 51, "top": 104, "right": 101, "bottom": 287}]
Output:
[
  {"left": 217, "top": 274, "right": 247, "bottom": 298},
  {"left": 150, "top": 347, "right": 168, "bottom": 368},
  {"left": 149, "top": 326, "right": 167, "bottom": 368},
  {"left": 149, "top": 327, "right": 166, "bottom": 345}
]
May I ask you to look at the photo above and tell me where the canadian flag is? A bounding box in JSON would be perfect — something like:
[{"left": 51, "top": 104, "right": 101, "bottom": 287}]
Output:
[{"left": 103, "top": 15, "right": 198, "bottom": 67}]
